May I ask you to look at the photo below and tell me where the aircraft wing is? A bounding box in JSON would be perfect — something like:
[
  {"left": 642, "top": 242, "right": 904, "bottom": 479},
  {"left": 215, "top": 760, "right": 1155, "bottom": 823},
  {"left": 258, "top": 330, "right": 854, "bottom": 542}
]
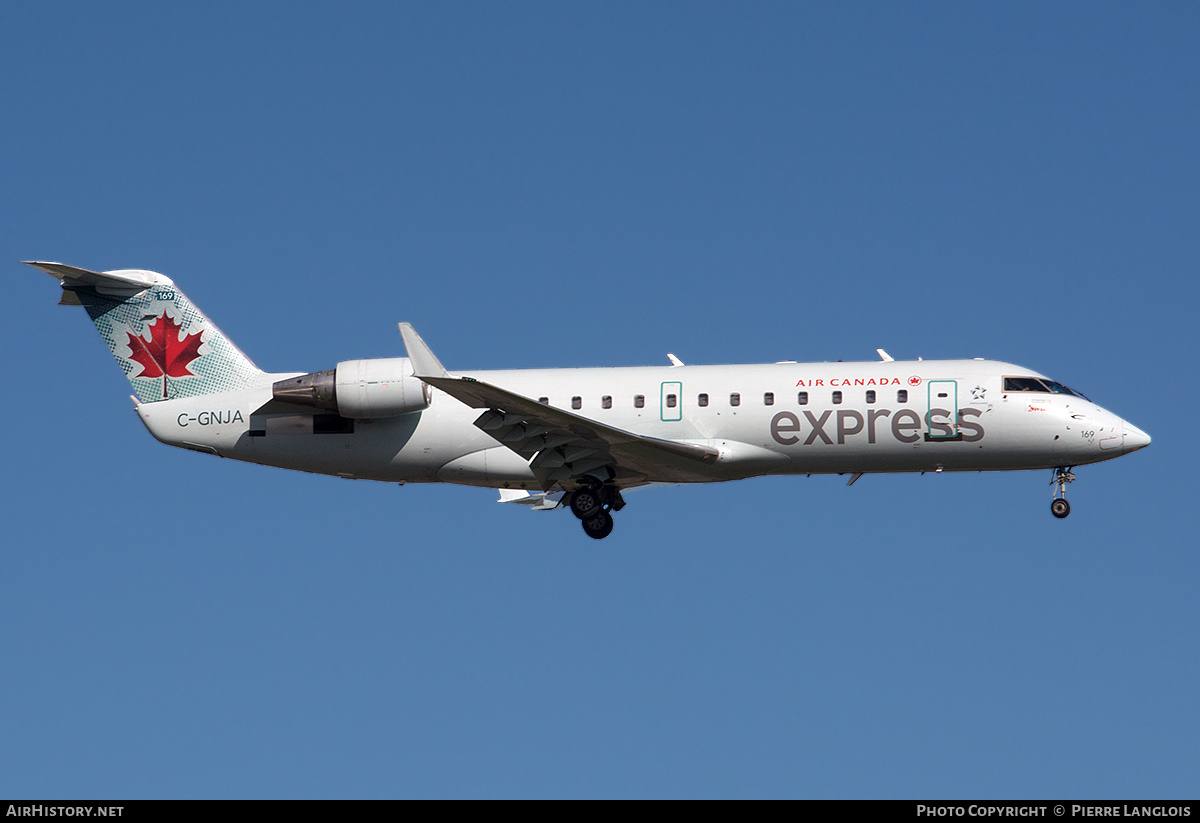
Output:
[{"left": 399, "top": 324, "right": 719, "bottom": 488}]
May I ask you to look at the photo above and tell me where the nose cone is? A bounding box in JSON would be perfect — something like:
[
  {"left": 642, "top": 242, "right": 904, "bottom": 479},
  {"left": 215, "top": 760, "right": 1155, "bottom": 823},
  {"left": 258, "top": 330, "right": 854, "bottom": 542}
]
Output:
[{"left": 1123, "top": 421, "right": 1152, "bottom": 454}]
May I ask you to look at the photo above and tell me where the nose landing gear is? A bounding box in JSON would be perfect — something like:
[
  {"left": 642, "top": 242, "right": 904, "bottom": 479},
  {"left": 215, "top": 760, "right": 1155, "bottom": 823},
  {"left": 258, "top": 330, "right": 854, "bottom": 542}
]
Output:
[{"left": 1050, "top": 467, "right": 1075, "bottom": 519}]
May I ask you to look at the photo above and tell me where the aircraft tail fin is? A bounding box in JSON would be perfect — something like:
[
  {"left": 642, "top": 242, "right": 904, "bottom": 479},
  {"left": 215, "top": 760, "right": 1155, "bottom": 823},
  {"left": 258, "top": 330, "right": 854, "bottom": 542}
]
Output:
[{"left": 24, "top": 261, "right": 271, "bottom": 402}]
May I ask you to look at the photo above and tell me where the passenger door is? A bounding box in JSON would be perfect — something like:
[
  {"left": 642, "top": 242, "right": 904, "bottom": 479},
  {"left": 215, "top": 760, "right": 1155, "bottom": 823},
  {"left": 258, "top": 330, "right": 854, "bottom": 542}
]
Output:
[{"left": 926, "top": 380, "right": 959, "bottom": 440}]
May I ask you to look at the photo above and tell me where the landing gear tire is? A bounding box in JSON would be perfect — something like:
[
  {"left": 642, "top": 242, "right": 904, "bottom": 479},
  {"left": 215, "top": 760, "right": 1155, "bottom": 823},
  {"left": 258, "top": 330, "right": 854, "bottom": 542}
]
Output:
[
  {"left": 1050, "top": 467, "right": 1075, "bottom": 520},
  {"left": 581, "top": 509, "right": 614, "bottom": 540},
  {"left": 569, "top": 488, "right": 603, "bottom": 520}
]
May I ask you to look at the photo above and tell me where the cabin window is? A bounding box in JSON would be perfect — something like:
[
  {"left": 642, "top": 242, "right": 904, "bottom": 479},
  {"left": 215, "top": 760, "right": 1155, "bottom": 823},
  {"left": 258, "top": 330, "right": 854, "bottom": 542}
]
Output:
[
  {"left": 571, "top": 396, "right": 582, "bottom": 410},
  {"left": 538, "top": 397, "right": 549, "bottom": 405},
  {"left": 764, "top": 392, "right": 774, "bottom": 406},
  {"left": 866, "top": 390, "right": 876, "bottom": 404},
  {"left": 798, "top": 391, "right": 808, "bottom": 405},
  {"left": 832, "top": 391, "right": 842, "bottom": 404},
  {"left": 698, "top": 393, "right": 709, "bottom": 407},
  {"left": 634, "top": 395, "right": 645, "bottom": 408},
  {"left": 666, "top": 394, "right": 677, "bottom": 408},
  {"left": 601, "top": 395, "right": 612, "bottom": 409},
  {"left": 898, "top": 390, "right": 908, "bottom": 403},
  {"left": 730, "top": 393, "right": 741, "bottom": 407}
]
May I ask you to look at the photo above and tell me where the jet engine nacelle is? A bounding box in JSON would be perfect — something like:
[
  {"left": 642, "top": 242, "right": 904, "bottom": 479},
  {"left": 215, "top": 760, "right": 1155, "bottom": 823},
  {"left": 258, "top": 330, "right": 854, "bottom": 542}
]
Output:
[{"left": 272, "top": 357, "right": 431, "bottom": 418}]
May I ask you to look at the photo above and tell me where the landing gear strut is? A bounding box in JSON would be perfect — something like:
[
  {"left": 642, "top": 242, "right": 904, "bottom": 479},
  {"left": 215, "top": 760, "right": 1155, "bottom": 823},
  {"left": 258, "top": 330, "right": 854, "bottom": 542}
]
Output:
[
  {"left": 1050, "top": 467, "right": 1075, "bottom": 519},
  {"left": 567, "top": 486, "right": 625, "bottom": 539}
]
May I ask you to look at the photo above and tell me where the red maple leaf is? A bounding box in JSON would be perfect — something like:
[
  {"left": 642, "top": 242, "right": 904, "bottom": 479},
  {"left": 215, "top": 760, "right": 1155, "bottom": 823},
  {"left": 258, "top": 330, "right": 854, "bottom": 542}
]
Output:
[{"left": 126, "top": 312, "right": 204, "bottom": 398}]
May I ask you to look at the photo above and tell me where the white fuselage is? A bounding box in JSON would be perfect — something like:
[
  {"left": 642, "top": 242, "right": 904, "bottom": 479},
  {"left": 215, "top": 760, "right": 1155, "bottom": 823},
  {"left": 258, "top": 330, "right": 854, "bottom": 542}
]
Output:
[{"left": 135, "top": 358, "right": 1148, "bottom": 490}]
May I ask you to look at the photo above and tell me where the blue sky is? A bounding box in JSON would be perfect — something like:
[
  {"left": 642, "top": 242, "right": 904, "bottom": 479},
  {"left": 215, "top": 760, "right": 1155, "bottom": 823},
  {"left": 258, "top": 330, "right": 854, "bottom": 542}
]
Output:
[{"left": 2, "top": 2, "right": 1197, "bottom": 798}]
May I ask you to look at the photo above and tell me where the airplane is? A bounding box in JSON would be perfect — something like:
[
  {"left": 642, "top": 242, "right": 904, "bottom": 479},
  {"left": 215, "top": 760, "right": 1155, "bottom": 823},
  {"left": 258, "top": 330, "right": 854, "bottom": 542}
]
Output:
[{"left": 25, "top": 261, "right": 1151, "bottom": 539}]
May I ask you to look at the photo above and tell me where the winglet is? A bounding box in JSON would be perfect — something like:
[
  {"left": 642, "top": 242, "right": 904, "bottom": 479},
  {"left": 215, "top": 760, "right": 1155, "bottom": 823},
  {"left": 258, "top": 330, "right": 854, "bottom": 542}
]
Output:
[{"left": 398, "top": 323, "right": 449, "bottom": 378}]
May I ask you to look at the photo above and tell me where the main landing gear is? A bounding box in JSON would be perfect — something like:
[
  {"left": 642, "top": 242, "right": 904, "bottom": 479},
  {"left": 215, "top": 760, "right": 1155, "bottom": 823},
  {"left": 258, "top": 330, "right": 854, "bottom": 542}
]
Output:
[
  {"left": 1051, "top": 466, "right": 1075, "bottom": 519},
  {"left": 567, "top": 485, "right": 625, "bottom": 539}
]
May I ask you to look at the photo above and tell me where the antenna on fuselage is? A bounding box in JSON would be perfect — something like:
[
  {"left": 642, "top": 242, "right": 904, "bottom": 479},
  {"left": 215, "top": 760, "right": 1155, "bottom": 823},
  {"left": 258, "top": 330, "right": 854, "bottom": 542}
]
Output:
[{"left": 876, "top": 349, "right": 894, "bottom": 362}]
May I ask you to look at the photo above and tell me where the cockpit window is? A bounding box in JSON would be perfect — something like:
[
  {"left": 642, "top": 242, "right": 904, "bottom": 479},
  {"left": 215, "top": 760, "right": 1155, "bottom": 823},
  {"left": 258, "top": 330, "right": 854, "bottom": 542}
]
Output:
[
  {"left": 1003, "top": 376, "right": 1090, "bottom": 400},
  {"left": 1042, "top": 380, "right": 1090, "bottom": 400},
  {"left": 1004, "top": 377, "right": 1049, "bottom": 392}
]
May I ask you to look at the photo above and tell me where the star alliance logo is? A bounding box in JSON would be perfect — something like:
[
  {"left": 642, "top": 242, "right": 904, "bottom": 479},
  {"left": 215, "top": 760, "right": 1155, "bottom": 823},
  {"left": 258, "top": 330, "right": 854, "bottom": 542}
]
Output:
[{"left": 971, "top": 385, "right": 987, "bottom": 400}]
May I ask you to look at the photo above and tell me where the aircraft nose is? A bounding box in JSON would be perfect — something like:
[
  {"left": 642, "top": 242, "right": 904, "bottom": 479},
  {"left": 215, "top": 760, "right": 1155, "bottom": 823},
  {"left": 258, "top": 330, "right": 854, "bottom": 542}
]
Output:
[{"left": 1123, "top": 421, "right": 1152, "bottom": 454}]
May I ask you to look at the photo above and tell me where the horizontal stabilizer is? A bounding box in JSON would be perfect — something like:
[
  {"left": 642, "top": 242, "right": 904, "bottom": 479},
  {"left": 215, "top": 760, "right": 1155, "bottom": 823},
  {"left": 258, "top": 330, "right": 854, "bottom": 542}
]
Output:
[{"left": 23, "top": 261, "right": 163, "bottom": 296}]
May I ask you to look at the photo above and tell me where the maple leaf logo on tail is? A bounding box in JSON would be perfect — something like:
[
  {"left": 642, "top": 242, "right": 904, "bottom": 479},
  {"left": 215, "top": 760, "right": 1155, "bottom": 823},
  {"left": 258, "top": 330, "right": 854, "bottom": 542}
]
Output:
[{"left": 126, "top": 312, "right": 204, "bottom": 399}]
